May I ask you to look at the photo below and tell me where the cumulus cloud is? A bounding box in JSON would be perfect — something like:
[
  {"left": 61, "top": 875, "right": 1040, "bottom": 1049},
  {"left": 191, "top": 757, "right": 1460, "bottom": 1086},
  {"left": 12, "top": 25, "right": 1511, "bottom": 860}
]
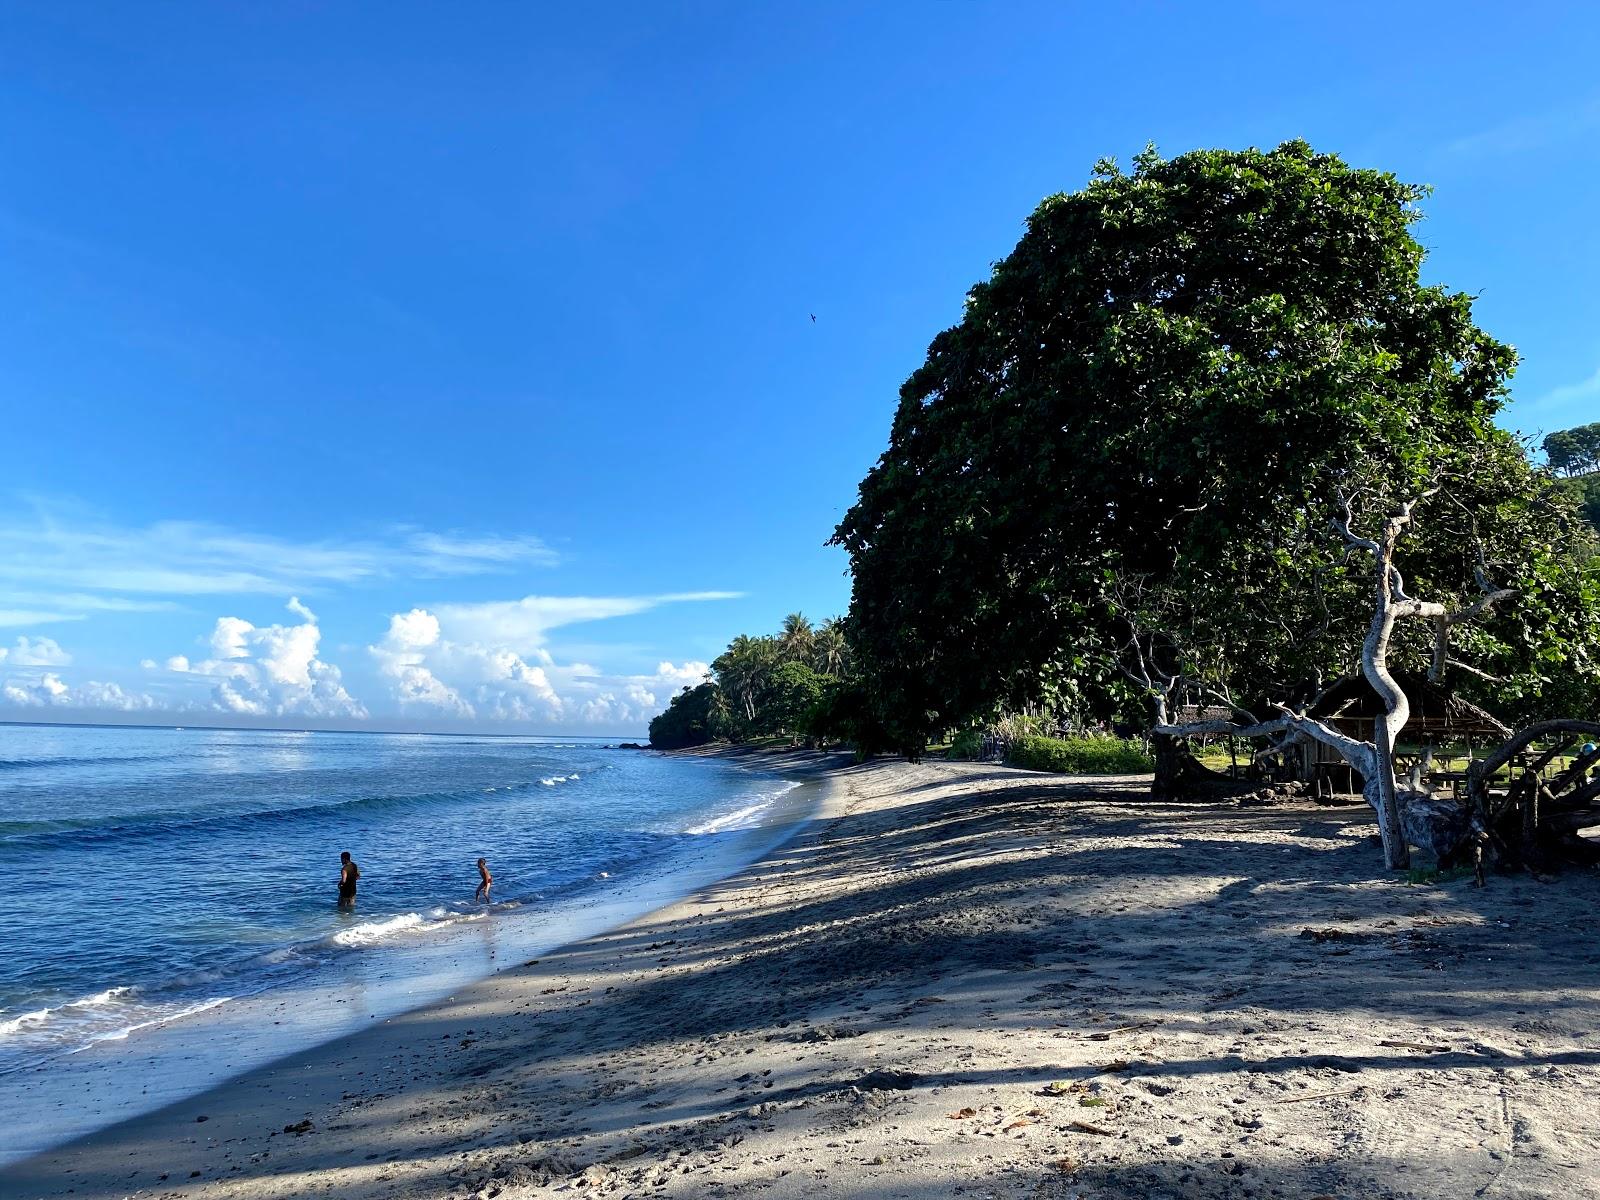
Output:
[
  {"left": 0, "top": 636, "right": 72, "bottom": 667},
  {"left": 578, "top": 684, "right": 663, "bottom": 729},
  {"left": 369, "top": 609, "right": 473, "bottom": 717},
  {"left": 75, "top": 680, "right": 160, "bottom": 710},
  {"left": 165, "top": 598, "right": 366, "bottom": 719},
  {"left": 209, "top": 616, "right": 255, "bottom": 661},
  {"left": 568, "top": 661, "right": 713, "bottom": 730},
  {"left": 369, "top": 609, "right": 563, "bottom": 721},
  {"left": 2, "top": 673, "right": 69, "bottom": 705},
  {"left": 1, "top": 672, "right": 158, "bottom": 711},
  {"left": 368, "top": 590, "right": 731, "bottom": 729},
  {"left": 652, "top": 660, "right": 712, "bottom": 688}
]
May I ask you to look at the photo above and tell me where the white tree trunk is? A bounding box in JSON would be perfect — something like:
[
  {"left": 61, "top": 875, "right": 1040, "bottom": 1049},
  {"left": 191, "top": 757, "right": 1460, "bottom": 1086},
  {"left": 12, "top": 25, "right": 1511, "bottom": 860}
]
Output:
[
  {"left": 1360, "top": 550, "right": 1412, "bottom": 870},
  {"left": 1153, "top": 491, "right": 1512, "bottom": 873}
]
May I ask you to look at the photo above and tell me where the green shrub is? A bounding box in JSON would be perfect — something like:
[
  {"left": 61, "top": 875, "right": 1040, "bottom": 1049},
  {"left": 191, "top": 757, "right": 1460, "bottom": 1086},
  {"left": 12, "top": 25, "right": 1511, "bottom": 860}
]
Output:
[
  {"left": 946, "top": 729, "right": 983, "bottom": 760},
  {"left": 1007, "top": 734, "right": 1153, "bottom": 774}
]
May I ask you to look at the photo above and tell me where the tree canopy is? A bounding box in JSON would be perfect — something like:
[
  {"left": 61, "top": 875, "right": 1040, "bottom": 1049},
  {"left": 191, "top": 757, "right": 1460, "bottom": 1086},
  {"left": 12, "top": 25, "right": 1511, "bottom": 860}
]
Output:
[
  {"left": 833, "top": 142, "right": 1598, "bottom": 753},
  {"left": 1546, "top": 421, "right": 1600, "bottom": 550},
  {"left": 1544, "top": 422, "right": 1600, "bottom": 477}
]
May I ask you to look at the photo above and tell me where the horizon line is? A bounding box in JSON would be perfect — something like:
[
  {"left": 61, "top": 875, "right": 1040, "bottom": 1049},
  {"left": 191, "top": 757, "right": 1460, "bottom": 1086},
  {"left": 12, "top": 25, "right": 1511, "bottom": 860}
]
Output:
[{"left": 0, "top": 717, "right": 650, "bottom": 741}]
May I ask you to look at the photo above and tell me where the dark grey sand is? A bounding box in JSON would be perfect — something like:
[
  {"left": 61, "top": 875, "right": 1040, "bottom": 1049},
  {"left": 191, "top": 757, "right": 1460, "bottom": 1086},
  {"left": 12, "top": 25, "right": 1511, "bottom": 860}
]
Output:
[{"left": 5, "top": 754, "right": 1599, "bottom": 1199}]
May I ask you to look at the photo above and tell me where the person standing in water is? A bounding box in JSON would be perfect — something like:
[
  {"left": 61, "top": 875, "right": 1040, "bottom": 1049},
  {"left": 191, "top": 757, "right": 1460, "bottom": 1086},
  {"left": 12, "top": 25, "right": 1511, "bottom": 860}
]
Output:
[
  {"left": 338, "top": 850, "right": 360, "bottom": 907},
  {"left": 475, "top": 857, "right": 492, "bottom": 903}
]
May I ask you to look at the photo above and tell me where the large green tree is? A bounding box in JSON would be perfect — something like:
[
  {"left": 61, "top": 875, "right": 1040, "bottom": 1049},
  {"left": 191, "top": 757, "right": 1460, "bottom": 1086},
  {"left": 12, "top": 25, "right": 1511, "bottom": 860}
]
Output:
[
  {"left": 834, "top": 142, "right": 1593, "bottom": 756},
  {"left": 765, "top": 660, "right": 834, "bottom": 742}
]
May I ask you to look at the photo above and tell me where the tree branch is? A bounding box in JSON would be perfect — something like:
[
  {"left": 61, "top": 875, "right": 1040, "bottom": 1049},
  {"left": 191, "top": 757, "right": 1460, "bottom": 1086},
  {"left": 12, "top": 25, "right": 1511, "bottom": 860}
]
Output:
[
  {"left": 1153, "top": 716, "right": 1288, "bottom": 739},
  {"left": 1333, "top": 493, "right": 1380, "bottom": 555},
  {"left": 1444, "top": 657, "right": 1505, "bottom": 683}
]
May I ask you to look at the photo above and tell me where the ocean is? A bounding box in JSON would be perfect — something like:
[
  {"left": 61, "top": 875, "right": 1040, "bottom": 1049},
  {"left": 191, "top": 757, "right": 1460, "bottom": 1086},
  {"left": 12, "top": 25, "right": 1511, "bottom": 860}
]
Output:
[{"left": 0, "top": 723, "right": 811, "bottom": 1163}]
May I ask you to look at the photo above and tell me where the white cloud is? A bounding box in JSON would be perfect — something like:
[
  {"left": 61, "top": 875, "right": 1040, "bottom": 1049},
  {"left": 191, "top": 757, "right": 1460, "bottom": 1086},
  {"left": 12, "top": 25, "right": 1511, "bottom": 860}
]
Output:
[
  {"left": 434, "top": 592, "right": 740, "bottom": 655},
  {"left": 0, "top": 609, "right": 85, "bottom": 628},
  {"left": 368, "top": 592, "right": 732, "bottom": 730},
  {"left": 209, "top": 616, "right": 255, "bottom": 660},
  {"left": 1, "top": 672, "right": 158, "bottom": 711},
  {"left": 369, "top": 609, "right": 474, "bottom": 717},
  {"left": 454, "top": 645, "right": 562, "bottom": 722},
  {"left": 405, "top": 532, "right": 559, "bottom": 568},
  {"left": 0, "top": 636, "right": 72, "bottom": 667},
  {"left": 578, "top": 684, "right": 661, "bottom": 729},
  {"left": 566, "top": 661, "right": 713, "bottom": 730},
  {"left": 75, "top": 680, "right": 159, "bottom": 711},
  {"left": 2, "top": 673, "right": 69, "bottom": 705},
  {"left": 369, "top": 609, "right": 563, "bottom": 721},
  {"left": 0, "top": 505, "right": 560, "bottom": 625},
  {"left": 166, "top": 599, "right": 366, "bottom": 719},
  {"left": 4, "top": 592, "right": 179, "bottom": 614},
  {"left": 652, "top": 660, "right": 711, "bottom": 688}
]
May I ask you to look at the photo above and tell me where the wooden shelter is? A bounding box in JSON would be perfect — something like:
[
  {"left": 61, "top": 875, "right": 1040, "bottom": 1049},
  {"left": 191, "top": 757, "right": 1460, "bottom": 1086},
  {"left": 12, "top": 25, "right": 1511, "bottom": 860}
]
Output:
[
  {"left": 1299, "top": 672, "right": 1512, "bottom": 794},
  {"left": 1311, "top": 671, "right": 1511, "bottom": 741}
]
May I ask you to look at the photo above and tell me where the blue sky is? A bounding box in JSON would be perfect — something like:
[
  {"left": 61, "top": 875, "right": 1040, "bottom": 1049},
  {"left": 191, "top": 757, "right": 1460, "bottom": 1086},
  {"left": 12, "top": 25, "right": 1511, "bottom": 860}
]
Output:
[{"left": 2, "top": 3, "right": 1597, "bottom": 733}]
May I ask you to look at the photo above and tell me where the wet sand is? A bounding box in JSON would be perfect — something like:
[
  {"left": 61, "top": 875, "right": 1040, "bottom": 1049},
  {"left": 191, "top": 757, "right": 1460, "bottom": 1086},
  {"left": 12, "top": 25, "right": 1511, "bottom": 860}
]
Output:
[{"left": 6, "top": 753, "right": 1600, "bottom": 1199}]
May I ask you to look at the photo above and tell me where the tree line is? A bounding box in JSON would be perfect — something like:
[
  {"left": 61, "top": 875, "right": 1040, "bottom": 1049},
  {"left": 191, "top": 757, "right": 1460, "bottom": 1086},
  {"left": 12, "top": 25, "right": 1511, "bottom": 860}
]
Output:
[{"left": 647, "top": 615, "right": 856, "bottom": 749}]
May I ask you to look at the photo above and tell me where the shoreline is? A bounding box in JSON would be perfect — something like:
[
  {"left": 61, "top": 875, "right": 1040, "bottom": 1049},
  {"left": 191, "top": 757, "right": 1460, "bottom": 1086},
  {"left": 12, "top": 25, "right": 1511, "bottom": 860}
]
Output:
[
  {"left": 0, "top": 748, "right": 829, "bottom": 1170},
  {"left": 7, "top": 754, "right": 1600, "bottom": 1198}
]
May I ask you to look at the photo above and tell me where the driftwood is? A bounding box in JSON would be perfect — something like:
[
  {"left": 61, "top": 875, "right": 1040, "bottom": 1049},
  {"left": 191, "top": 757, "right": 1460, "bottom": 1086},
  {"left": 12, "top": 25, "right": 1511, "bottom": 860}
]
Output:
[{"left": 1465, "top": 720, "right": 1600, "bottom": 875}]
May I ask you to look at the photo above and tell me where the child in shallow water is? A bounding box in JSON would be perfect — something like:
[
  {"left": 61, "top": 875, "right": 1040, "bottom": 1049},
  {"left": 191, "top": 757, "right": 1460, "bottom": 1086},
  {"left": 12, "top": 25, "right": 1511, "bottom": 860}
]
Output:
[{"left": 475, "top": 857, "right": 492, "bottom": 903}]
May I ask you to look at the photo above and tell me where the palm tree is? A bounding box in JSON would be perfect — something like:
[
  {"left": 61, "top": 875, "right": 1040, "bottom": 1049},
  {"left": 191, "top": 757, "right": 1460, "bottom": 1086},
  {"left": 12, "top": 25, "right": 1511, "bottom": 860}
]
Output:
[
  {"left": 813, "top": 616, "right": 849, "bottom": 676},
  {"left": 714, "top": 634, "right": 778, "bottom": 724},
  {"left": 779, "top": 613, "right": 815, "bottom": 664},
  {"left": 707, "top": 684, "right": 733, "bottom": 738}
]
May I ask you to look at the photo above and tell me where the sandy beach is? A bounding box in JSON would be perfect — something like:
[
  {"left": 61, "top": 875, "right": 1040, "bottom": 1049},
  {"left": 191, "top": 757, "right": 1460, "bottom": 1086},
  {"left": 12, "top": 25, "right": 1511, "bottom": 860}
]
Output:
[{"left": 6, "top": 752, "right": 1600, "bottom": 1200}]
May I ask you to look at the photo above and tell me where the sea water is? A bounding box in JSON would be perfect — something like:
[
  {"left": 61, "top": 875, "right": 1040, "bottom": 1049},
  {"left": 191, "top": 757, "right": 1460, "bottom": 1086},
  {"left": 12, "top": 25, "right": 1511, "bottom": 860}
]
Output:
[{"left": 0, "top": 723, "right": 811, "bottom": 1162}]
